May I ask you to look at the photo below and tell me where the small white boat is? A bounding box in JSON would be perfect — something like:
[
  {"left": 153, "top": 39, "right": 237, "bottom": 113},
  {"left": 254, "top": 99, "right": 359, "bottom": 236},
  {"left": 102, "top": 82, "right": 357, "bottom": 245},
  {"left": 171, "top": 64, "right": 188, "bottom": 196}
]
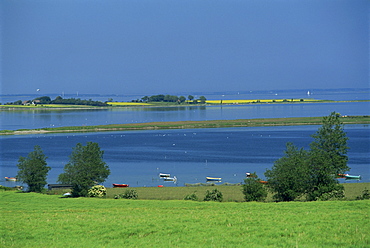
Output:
[
  {"left": 206, "top": 177, "right": 221, "bottom": 182},
  {"left": 5, "top": 177, "right": 17, "bottom": 182},
  {"left": 164, "top": 176, "right": 177, "bottom": 182},
  {"left": 159, "top": 173, "right": 170, "bottom": 178}
]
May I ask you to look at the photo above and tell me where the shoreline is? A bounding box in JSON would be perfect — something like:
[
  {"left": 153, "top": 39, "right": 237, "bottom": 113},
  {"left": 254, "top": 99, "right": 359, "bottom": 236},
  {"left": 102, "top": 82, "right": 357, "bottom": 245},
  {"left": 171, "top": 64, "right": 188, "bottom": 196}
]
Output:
[
  {"left": 2, "top": 115, "right": 369, "bottom": 135},
  {"left": 0, "top": 99, "right": 369, "bottom": 110}
]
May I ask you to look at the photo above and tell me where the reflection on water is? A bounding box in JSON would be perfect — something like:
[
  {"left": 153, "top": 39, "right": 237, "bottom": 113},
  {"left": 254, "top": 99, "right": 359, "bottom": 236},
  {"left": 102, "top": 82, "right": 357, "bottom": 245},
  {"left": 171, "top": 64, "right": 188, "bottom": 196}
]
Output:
[{"left": 1, "top": 102, "right": 370, "bottom": 130}]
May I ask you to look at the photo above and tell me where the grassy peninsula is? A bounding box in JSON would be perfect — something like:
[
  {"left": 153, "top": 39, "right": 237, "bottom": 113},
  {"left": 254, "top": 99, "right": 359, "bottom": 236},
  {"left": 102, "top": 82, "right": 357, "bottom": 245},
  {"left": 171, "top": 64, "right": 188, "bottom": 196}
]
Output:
[{"left": 1, "top": 115, "right": 369, "bottom": 135}]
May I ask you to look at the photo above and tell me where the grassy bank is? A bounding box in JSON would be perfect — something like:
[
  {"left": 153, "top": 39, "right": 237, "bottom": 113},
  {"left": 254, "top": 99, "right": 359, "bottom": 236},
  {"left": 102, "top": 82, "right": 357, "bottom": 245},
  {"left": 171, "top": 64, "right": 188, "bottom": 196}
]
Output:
[
  {"left": 1, "top": 190, "right": 369, "bottom": 247},
  {"left": 82, "top": 182, "right": 370, "bottom": 201},
  {"left": 1, "top": 115, "right": 370, "bottom": 135}
]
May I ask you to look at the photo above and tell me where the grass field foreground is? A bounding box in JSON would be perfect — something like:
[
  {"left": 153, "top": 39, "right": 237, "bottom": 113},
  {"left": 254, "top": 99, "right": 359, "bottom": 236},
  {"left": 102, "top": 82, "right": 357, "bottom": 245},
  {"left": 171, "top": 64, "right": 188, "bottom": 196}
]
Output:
[{"left": 1, "top": 190, "right": 369, "bottom": 247}]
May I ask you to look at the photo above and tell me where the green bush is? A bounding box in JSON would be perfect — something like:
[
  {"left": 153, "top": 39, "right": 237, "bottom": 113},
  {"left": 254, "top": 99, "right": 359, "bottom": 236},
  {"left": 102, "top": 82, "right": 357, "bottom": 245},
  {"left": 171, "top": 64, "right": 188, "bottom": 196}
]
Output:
[
  {"left": 87, "top": 185, "right": 107, "bottom": 197},
  {"left": 0, "top": 185, "right": 16, "bottom": 191},
  {"left": 184, "top": 192, "right": 198, "bottom": 201},
  {"left": 242, "top": 173, "right": 267, "bottom": 202},
  {"left": 356, "top": 189, "right": 370, "bottom": 200},
  {"left": 204, "top": 189, "right": 223, "bottom": 202},
  {"left": 114, "top": 189, "right": 138, "bottom": 199}
]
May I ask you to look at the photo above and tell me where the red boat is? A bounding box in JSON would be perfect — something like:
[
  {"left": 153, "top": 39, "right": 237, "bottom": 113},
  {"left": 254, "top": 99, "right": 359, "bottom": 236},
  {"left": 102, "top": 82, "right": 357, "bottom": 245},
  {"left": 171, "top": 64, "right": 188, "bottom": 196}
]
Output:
[{"left": 113, "top": 183, "right": 129, "bottom": 188}]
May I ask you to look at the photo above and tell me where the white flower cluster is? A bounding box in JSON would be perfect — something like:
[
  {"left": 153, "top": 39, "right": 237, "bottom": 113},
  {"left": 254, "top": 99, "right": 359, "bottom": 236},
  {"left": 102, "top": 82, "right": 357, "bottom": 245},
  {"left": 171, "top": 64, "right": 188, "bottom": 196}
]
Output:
[{"left": 87, "top": 185, "right": 107, "bottom": 197}]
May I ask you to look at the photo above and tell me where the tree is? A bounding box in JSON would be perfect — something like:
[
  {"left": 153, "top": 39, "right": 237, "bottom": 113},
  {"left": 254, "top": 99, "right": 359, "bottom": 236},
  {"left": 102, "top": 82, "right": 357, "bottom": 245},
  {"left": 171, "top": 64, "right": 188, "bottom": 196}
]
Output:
[
  {"left": 242, "top": 172, "right": 267, "bottom": 202},
  {"left": 179, "top": 96, "right": 186, "bottom": 103},
  {"left": 58, "top": 142, "right": 110, "bottom": 197},
  {"left": 265, "top": 143, "right": 310, "bottom": 201},
  {"left": 34, "top": 96, "right": 51, "bottom": 104},
  {"left": 188, "top": 95, "right": 194, "bottom": 101},
  {"left": 199, "top": 96, "right": 207, "bottom": 104},
  {"left": 306, "top": 112, "right": 349, "bottom": 201},
  {"left": 264, "top": 112, "right": 350, "bottom": 201},
  {"left": 16, "top": 145, "right": 50, "bottom": 192}
]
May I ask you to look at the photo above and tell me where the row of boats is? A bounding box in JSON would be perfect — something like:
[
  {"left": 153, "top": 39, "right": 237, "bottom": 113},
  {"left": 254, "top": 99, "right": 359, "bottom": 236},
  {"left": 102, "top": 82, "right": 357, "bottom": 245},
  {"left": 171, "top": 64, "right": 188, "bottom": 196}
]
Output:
[
  {"left": 6, "top": 172, "right": 362, "bottom": 189},
  {"left": 160, "top": 173, "right": 222, "bottom": 182}
]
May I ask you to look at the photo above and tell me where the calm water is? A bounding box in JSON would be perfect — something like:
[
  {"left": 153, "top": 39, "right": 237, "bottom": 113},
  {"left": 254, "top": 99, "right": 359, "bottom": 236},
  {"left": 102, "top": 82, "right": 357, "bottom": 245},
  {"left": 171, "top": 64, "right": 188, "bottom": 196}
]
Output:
[
  {"left": 1, "top": 125, "right": 369, "bottom": 188},
  {"left": 1, "top": 102, "right": 370, "bottom": 131},
  {"left": 1, "top": 88, "right": 369, "bottom": 188}
]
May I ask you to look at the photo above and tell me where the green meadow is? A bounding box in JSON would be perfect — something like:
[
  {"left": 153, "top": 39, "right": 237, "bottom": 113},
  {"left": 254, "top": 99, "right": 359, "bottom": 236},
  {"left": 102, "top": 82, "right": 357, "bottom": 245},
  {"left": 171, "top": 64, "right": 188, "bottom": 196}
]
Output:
[{"left": 2, "top": 184, "right": 369, "bottom": 247}]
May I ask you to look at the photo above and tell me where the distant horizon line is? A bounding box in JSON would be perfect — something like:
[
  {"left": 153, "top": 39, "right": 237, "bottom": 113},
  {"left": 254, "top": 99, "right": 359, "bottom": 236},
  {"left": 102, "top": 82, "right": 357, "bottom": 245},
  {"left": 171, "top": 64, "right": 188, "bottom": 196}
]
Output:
[{"left": 1, "top": 87, "right": 369, "bottom": 97}]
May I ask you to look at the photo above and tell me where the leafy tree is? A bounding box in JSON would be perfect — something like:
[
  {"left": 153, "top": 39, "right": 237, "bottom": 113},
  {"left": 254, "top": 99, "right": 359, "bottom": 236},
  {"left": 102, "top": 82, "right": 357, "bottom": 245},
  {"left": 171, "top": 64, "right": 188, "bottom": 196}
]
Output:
[
  {"left": 34, "top": 96, "right": 51, "bottom": 104},
  {"left": 199, "top": 96, "right": 207, "bottom": 104},
  {"left": 264, "top": 112, "right": 349, "bottom": 202},
  {"left": 306, "top": 112, "right": 349, "bottom": 201},
  {"left": 179, "top": 96, "right": 186, "bottom": 103},
  {"left": 58, "top": 142, "right": 110, "bottom": 197},
  {"left": 16, "top": 145, "right": 50, "bottom": 192},
  {"left": 188, "top": 95, "right": 194, "bottom": 101},
  {"left": 265, "top": 143, "right": 310, "bottom": 201},
  {"left": 242, "top": 172, "right": 267, "bottom": 202},
  {"left": 141, "top": 96, "right": 149, "bottom": 102}
]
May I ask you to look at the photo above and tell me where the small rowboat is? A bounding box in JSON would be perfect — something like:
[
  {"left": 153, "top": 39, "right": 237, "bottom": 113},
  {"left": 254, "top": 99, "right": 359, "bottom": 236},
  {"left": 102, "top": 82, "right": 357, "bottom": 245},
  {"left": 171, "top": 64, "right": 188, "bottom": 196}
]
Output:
[
  {"left": 206, "top": 177, "right": 221, "bottom": 182},
  {"left": 159, "top": 173, "right": 170, "bottom": 178},
  {"left": 344, "top": 174, "right": 361, "bottom": 180},
  {"left": 113, "top": 183, "right": 129, "bottom": 187},
  {"left": 5, "top": 177, "right": 17, "bottom": 181},
  {"left": 337, "top": 174, "right": 361, "bottom": 180},
  {"left": 164, "top": 176, "right": 177, "bottom": 182}
]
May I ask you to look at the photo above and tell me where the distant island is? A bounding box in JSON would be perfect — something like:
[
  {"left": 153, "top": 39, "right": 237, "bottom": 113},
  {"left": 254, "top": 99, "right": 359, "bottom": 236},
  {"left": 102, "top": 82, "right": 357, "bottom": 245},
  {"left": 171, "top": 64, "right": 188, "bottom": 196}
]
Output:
[{"left": 1, "top": 94, "right": 368, "bottom": 109}]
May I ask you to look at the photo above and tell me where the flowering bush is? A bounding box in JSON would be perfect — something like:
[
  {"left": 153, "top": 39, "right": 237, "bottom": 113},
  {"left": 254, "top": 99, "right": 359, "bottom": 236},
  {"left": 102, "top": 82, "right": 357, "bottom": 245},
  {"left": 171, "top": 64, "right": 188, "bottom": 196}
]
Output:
[{"left": 87, "top": 185, "right": 107, "bottom": 197}]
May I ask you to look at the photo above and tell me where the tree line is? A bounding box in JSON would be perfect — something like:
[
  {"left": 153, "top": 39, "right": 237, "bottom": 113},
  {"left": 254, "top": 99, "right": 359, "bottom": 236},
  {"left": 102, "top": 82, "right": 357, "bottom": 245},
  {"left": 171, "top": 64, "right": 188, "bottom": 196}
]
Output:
[
  {"left": 15, "top": 112, "right": 354, "bottom": 201},
  {"left": 131, "top": 94, "right": 207, "bottom": 104},
  {"left": 4, "top": 96, "right": 108, "bottom": 106}
]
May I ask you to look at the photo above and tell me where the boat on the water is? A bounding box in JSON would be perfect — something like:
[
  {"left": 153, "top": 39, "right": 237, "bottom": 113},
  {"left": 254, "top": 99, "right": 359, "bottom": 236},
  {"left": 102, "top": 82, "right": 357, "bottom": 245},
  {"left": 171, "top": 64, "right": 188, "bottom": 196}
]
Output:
[
  {"left": 206, "top": 177, "right": 221, "bottom": 182},
  {"left": 159, "top": 173, "right": 170, "bottom": 178},
  {"left": 5, "top": 177, "right": 17, "bottom": 181},
  {"left": 337, "top": 174, "right": 361, "bottom": 180},
  {"left": 112, "top": 183, "right": 129, "bottom": 187},
  {"left": 163, "top": 176, "right": 177, "bottom": 182}
]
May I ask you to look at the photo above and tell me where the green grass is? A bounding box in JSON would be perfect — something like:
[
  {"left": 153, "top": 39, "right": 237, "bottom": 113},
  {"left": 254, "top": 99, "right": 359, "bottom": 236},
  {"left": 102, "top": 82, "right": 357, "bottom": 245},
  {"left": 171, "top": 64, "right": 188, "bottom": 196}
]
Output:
[
  {"left": 1, "top": 190, "right": 369, "bottom": 247},
  {"left": 106, "top": 183, "right": 369, "bottom": 201}
]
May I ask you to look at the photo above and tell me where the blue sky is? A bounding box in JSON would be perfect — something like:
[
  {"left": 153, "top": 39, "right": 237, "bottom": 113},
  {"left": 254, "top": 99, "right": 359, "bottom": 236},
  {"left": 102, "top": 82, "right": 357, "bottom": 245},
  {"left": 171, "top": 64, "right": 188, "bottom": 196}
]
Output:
[{"left": 1, "top": 0, "right": 369, "bottom": 95}]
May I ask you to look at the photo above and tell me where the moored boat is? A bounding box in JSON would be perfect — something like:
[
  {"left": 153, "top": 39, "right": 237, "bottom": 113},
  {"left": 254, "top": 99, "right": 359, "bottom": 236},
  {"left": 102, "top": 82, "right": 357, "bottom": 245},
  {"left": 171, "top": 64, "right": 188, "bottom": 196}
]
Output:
[
  {"left": 344, "top": 174, "right": 361, "bottom": 180},
  {"left": 163, "top": 176, "right": 177, "bottom": 182},
  {"left": 113, "top": 183, "right": 129, "bottom": 187},
  {"left": 5, "top": 177, "right": 17, "bottom": 181},
  {"left": 159, "top": 173, "right": 170, "bottom": 178},
  {"left": 337, "top": 174, "right": 361, "bottom": 180},
  {"left": 206, "top": 177, "right": 221, "bottom": 182}
]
